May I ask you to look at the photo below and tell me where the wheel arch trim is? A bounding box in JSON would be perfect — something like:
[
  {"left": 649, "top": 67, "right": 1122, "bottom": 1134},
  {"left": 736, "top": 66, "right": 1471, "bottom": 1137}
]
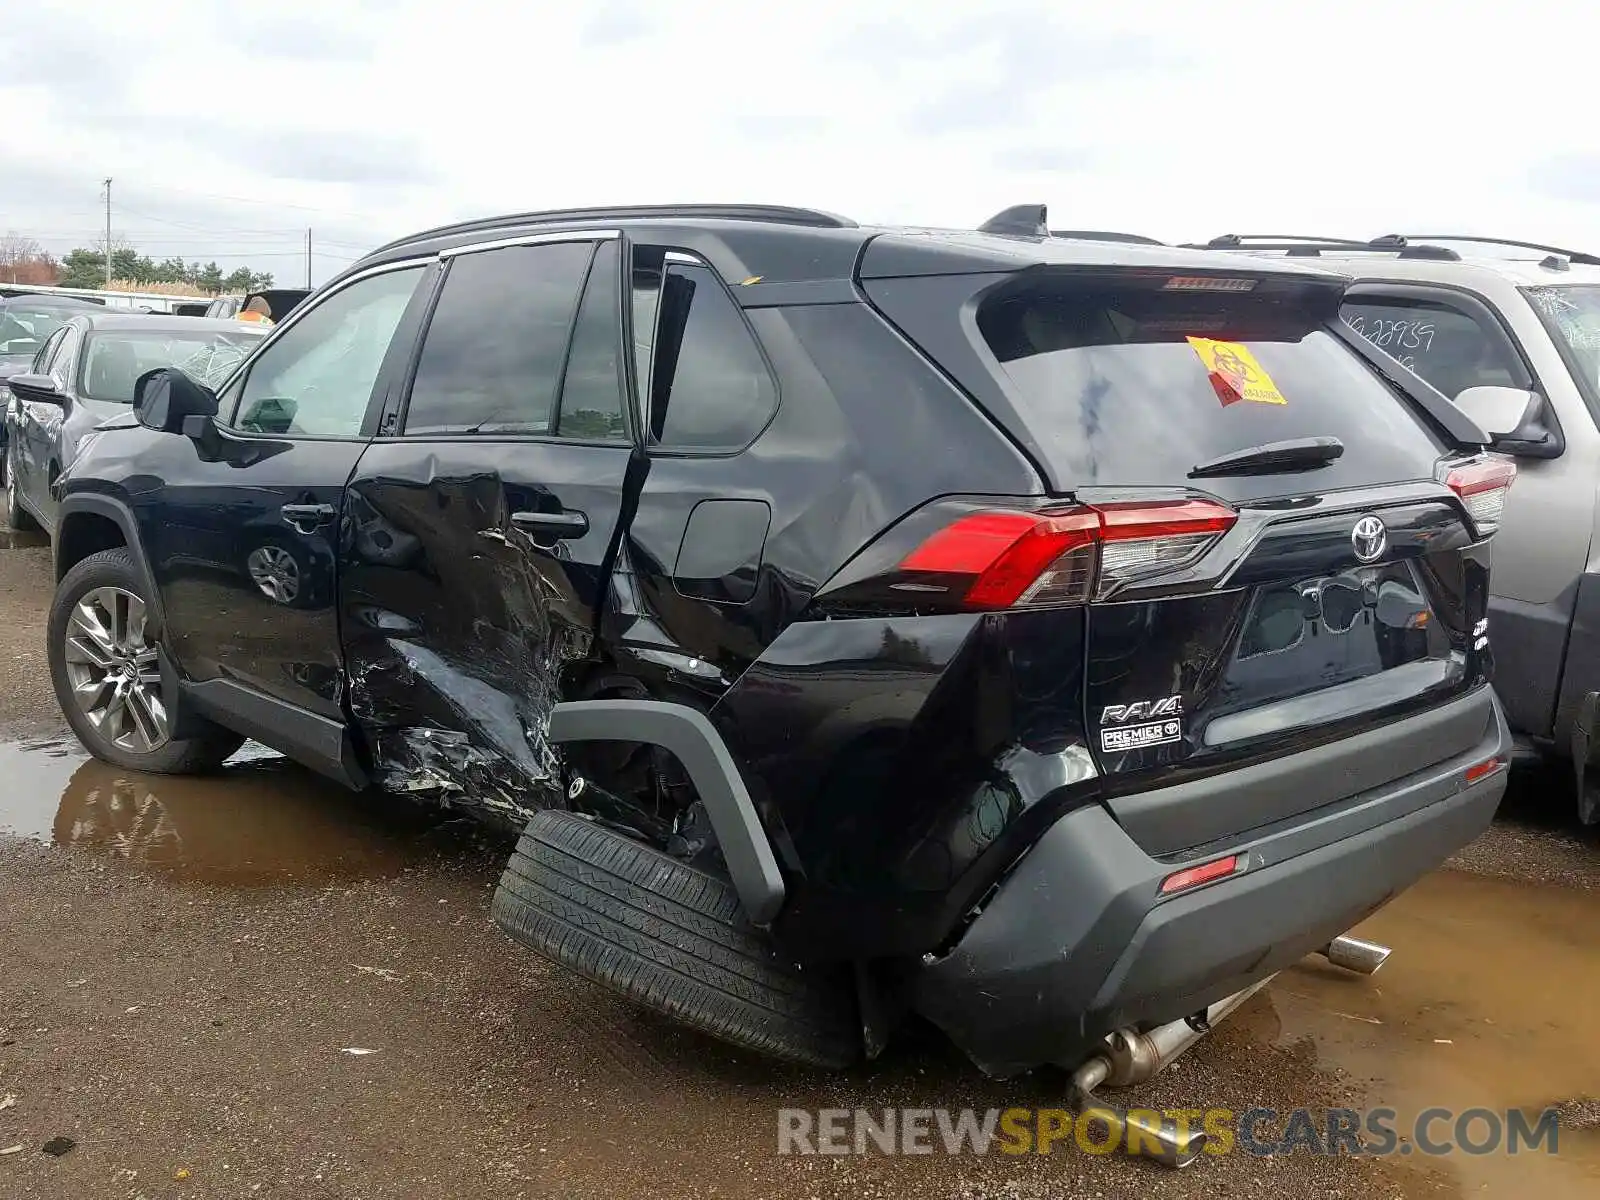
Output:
[{"left": 547, "top": 699, "right": 786, "bottom": 926}]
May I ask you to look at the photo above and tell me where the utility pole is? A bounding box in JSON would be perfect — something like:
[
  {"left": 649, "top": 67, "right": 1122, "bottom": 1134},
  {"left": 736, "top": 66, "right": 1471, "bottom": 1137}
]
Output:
[
  {"left": 103, "top": 177, "right": 113, "bottom": 287},
  {"left": 305, "top": 227, "right": 312, "bottom": 289}
]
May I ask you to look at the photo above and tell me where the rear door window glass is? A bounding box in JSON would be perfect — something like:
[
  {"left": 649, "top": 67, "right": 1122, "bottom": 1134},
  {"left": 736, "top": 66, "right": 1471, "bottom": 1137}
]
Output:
[
  {"left": 1340, "top": 298, "right": 1521, "bottom": 399},
  {"left": 403, "top": 240, "right": 593, "bottom": 436},
  {"left": 632, "top": 253, "right": 777, "bottom": 451},
  {"left": 977, "top": 273, "right": 1444, "bottom": 497}
]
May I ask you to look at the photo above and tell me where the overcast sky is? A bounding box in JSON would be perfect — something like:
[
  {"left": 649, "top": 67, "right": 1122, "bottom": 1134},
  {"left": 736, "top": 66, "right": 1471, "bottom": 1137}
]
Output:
[{"left": 1, "top": 0, "right": 1595, "bottom": 286}]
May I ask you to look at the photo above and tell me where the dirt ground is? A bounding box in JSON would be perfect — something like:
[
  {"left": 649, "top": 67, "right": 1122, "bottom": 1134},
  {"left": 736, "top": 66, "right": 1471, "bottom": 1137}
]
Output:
[{"left": 1, "top": 536, "right": 1597, "bottom": 1199}]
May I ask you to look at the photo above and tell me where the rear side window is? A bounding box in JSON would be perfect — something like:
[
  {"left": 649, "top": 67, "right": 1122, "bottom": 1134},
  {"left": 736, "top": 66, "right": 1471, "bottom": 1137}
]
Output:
[
  {"left": 403, "top": 240, "right": 594, "bottom": 436},
  {"left": 1340, "top": 298, "right": 1521, "bottom": 400},
  {"left": 976, "top": 273, "right": 1444, "bottom": 495},
  {"left": 632, "top": 252, "right": 776, "bottom": 452}
]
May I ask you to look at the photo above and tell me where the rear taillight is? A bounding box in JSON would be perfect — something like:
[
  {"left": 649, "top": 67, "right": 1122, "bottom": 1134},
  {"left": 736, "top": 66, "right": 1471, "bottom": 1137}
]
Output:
[
  {"left": 897, "top": 499, "right": 1237, "bottom": 610},
  {"left": 1443, "top": 457, "right": 1516, "bottom": 536}
]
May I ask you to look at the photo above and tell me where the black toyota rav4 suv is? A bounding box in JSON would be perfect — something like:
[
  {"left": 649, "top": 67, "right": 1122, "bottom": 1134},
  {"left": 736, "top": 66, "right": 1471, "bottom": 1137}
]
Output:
[{"left": 46, "top": 203, "right": 1513, "bottom": 1083}]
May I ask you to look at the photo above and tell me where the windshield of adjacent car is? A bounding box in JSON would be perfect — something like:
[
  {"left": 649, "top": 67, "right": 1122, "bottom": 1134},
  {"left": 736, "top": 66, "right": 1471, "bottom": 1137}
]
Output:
[
  {"left": 1524, "top": 285, "right": 1600, "bottom": 394},
  {"left": 79, "top": 329, "right": 267, "bottom": 402},
  {"left": 0, "top": 306, "right": 76, "bottom": 356}
]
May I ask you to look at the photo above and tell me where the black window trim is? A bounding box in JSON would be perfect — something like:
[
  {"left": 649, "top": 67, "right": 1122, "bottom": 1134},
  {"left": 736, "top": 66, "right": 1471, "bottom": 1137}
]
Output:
[
  {"left": 50, "top": 322, "right": 84, "bottom": 390},
  {"left": 32, "top": 325, "right": 68, "bottom": 376},
  {"left": 631, "top": 245, "right": 782, "bottom": 459},
  {"left": 216, "top": 256, "right": 434, "bottom": 443},
  {"left": 383, "top": 228, "right": 636, "bottom": 448}
]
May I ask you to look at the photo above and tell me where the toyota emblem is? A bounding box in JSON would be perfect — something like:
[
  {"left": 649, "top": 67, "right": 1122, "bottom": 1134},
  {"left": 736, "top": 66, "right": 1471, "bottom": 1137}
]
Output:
[{"left": 1351, "top": 515, "right": 1388, "bottom": 563}]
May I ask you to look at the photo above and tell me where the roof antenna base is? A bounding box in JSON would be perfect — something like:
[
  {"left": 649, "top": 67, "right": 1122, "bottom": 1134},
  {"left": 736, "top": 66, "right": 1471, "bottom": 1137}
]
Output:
[{"left": 979, "top": 204, "right": 1049, "bottom": 238}]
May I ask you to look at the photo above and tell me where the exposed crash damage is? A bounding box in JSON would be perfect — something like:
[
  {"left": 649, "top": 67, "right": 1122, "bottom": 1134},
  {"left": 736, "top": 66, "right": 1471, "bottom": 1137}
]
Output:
[{"left": 41, "top": 204, "right": 1517, "bottom": 1138}]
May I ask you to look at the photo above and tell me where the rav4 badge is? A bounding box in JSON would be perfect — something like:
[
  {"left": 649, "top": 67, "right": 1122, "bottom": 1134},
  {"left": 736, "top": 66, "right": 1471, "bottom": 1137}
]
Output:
[{"left": 1099, "top": 695, "right": 1185, "bottom": 754}]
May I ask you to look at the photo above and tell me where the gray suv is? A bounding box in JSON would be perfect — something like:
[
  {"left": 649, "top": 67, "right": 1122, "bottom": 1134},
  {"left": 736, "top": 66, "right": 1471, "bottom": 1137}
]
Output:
[{"left": 1197, "top": 234, "right": 1600, "bottom": 825}]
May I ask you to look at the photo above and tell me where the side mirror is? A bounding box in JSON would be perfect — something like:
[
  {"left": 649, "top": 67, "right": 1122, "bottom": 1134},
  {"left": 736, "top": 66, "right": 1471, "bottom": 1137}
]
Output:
[
  {"left": 1453, "top": 385, "right": 1562, "bottom": 459},
  {"left": 7, "top": 372, "right": 65, "bottom": 406},
  {"left": 132, "top": 367, "right": 217, "bottom": 435}
]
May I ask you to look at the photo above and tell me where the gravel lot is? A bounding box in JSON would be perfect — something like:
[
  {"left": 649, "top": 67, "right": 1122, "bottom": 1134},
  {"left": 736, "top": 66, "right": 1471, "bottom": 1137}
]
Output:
[{"left": 1, "top": 536, "right": 1596, "bottom": 1199}]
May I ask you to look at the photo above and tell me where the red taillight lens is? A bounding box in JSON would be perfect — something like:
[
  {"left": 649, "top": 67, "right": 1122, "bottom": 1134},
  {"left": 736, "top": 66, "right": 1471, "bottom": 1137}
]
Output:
[
  {"left": 1160, "top": 854, "right": 1240, "bottom": 895},
  {"left": 898, "top": 499, "right": 1237, "bottom": 610},
  {"left": 1444, "top": 457, "right": 1516, "bottom": 535}
]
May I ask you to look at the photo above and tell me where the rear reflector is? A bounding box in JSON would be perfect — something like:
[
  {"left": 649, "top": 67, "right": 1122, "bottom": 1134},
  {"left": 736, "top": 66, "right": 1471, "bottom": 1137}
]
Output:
[
  {"left": 1444, "top": 457, "right": 1517, "bottom": 535},
  {"left": 1464, "top": 756, "right": 1506, "bottom": 785},
  {"left": 898, "top": 499, "right": 1237, "bottom": 610},
  {"left": 1160, "top": 854, "right": 1240, "bottom": 895}
]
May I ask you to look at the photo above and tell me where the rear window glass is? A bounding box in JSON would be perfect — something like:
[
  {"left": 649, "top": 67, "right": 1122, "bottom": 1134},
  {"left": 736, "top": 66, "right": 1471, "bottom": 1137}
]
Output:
[
  {"left": 1340, "top": 299, "right": 1521, "bottom": 399},
  {"left": 977, "top": 275, "right": 1444, "bottom": 495}
]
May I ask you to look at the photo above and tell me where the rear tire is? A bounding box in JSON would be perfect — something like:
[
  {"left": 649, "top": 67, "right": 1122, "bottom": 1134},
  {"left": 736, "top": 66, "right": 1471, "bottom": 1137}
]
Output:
[
  {"left": 49, "top": 548, "right": 244, "bottom": 773},
  {"left": 494, "top": 809, "right": 860, "bottom": 1069},
  {"left": 5, "top": 444, "right": 38, "bottom": 532}
]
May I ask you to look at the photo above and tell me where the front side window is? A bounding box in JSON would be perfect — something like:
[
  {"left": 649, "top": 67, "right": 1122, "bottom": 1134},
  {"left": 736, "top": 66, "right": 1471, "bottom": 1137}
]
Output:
[
  {"left": 632, "top": 251, "right": 777, "bottom": 451},
  {"left": 79, "top": 328, "right": 266, "bottom": 402},
  {"left": 232, "top": 266, "right": 424, "bottom": 437},
  {"left": 402, "top": 240, "right": 594, "bottom": 436},
  {"left": 1340, "top": 298, "right": 1521, "bottom": 400}
]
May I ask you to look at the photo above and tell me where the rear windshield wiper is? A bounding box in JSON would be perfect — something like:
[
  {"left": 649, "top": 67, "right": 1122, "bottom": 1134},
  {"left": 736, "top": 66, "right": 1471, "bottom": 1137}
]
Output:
[{"left": 1189, "top": 436, "right": 1345, "bottom": 479}]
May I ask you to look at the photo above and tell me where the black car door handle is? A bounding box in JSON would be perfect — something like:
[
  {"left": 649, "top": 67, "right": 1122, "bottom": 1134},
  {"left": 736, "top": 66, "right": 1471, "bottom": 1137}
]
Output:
[
  {"left": 281, "top": 502, "right": 335, "bottom": 529},
  {"left": 510, "top": 509, "right": 589, "bottom": 539}
]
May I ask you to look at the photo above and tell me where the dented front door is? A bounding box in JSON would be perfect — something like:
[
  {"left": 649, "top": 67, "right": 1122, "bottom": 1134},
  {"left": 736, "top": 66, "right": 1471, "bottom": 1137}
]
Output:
[{"left": 339, "top": 232, "right": 636, "bottom": 818}]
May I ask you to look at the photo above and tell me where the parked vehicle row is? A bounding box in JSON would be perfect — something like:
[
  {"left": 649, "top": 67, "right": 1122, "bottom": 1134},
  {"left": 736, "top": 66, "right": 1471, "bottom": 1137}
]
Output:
[
  {"left": 4, "top": 314, "right": 266, "bottom": 535},
  {"left": 24, "top": 201, "right": 1513, "bottom": 1115}
]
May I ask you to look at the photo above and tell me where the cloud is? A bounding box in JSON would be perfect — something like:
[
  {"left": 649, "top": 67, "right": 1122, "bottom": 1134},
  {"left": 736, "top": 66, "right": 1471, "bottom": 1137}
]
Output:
[
  {"left": 901, "top": 21, "right": 1173, "bottom": 136},
  {"left": 0, "top": 0, "right": 1594, "bottom": 283},
  {"left": 226, "top": 14, "right": 375, "bottom": 61},
  {"left": 1529, "top": 154, "right": 1600, "bottom": 205},
  {"left": 579, "top": 0, "right": 655, "bottom": 46},
  {"left": 992, "top": 146, "right": 1095, "bottom": 174},
  {"left": 217, "top": 128, "right": 440, "bottom": 188}
]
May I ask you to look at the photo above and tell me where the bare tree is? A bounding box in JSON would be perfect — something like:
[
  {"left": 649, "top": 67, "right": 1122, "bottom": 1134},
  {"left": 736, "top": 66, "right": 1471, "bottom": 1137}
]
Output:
[{"left": 0, "top": 232, "right": 45, "bottom": 282}]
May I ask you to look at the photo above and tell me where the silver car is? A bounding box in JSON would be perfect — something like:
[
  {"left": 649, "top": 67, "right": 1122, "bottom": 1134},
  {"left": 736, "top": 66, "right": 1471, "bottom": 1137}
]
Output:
[{"left": 1196, "top": 234, "right": 1600, "bottom": 824}]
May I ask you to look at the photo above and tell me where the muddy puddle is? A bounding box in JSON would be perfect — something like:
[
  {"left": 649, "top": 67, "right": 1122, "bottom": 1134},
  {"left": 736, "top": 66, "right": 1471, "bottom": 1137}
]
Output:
[
  {"left": 1254, "top": 868, "right": 1600, "bottom": 1197},
  {"left": 0, "top": 735, "right": 482, "bottom": 884}
]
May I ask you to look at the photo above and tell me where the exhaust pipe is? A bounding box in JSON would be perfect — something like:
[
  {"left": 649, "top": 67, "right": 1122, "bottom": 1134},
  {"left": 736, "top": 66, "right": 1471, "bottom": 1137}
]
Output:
[
  {"left": 1068, "top": 975, "right": 1277, "bottom": 1168},
  {"left": 1318, "top": 935, "right": 1392, "bottom": 976}
]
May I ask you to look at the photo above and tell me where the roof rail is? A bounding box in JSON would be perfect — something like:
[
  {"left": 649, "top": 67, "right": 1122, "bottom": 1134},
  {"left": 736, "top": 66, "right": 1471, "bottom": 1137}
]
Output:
[
  {"left": 1183, "top": 234, "right": 1460, "bottom": 261},
  {"left": 1050, "top": 229, "right": 1166, "bottom": 246},
  {"left": 371, "top": 203, "right": 859, "bottom": 257},
  {"left": 1199, "top": 234, "right": 1369, "bottom": 248},
  {"left": 1381, "top": 234, "right": 1600, "bottom": 268}
]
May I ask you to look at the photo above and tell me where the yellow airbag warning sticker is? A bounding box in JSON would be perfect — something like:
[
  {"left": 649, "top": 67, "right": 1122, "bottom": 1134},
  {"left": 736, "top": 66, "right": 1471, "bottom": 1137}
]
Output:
[{"left": 1186, "top": 337, "right": 1287, "bottom": 406}]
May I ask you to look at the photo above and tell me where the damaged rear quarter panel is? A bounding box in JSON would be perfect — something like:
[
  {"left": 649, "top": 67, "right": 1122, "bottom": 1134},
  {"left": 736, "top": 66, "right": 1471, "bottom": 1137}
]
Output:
[{"left": 338, "top": 439, "right": 634, "bottom": 822}]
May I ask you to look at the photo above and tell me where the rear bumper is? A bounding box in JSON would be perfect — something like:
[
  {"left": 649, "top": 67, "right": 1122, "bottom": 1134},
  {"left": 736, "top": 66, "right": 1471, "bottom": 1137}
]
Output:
[{"left": 911, "top": 685, "right": 1511, "bottom": 1078}]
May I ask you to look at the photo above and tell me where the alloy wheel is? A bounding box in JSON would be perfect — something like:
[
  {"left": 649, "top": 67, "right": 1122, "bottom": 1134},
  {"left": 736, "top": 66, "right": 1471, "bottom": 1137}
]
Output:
[
  {"left": 62, "top": 586, "right": 170, "bottom": 754},
  {"left": 246, "top": 545, "right": 300, "bottom": 605}
]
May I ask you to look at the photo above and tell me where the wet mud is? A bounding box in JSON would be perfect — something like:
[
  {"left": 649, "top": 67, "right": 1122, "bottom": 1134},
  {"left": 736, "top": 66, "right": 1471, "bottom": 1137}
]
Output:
[{"left": 0, "top": 730, "right": 1595, "bottom": 1197}]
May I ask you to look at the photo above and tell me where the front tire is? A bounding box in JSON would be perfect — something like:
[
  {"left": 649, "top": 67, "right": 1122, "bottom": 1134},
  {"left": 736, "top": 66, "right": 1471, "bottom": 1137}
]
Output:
[
  {"left": 494, "top": 809, "right": 861, "bottom": 1069},
  {"left": 48, "top": 548, "right": 243, "bottom": 773}
]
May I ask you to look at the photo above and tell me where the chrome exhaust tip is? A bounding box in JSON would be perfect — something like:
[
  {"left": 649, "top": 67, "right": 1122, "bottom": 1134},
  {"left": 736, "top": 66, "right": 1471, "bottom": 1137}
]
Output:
[
  {"left": 1065, "top": 974, "right": 1276, "bottom": 1168},
  {"left": 1319, "top": 935, "right": 1392, "bottom": 976}
]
